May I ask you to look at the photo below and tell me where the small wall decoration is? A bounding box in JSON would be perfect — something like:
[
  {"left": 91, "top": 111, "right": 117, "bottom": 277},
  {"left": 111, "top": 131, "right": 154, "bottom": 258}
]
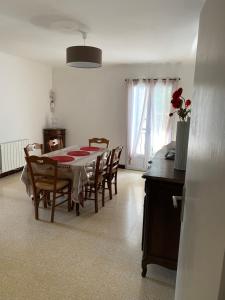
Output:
[
  {"left": 49, "top": 89, "right": 55, "bottom": 113},
  {"left": 49, "top": 90, "right": 57, "bottom": 128}
]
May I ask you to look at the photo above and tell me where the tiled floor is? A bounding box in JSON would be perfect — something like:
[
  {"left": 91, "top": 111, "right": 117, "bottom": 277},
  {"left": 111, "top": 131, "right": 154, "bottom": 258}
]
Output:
[{"left": 0, "top": 170, "right": 176, "bottom": 300}]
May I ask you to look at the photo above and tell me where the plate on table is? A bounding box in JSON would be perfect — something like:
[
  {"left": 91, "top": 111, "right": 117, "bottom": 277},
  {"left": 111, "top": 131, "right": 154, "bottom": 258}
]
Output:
[
  {"left": 80, "top": 146, "right": 101, "bottom": 151},
  {"left": 51, "top": 155, "right": 75, "bottom": 163},
  {"left": 67, "top": 150, "right": 90, "bottom": 157}
]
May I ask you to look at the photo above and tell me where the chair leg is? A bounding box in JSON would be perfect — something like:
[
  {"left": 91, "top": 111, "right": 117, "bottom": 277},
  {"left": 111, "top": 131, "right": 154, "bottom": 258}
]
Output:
[
  {"left": 51, "top": 193, "right": 56, "bottom": 223},
  {"left": 43, "top": 191, "right": 50, "bottom": 208},
  {"left": 71, "top": 201, "right": 74, "bottom": 210},
  {"left": 107, "top": 179, "right": 113, "bottom": 200},
  {"left": 43, "top": 200, "right": 47, "bottom": 208},
  {"left": 88, "top": 186, "right": 92, "bottom": 198},
  {"left": 47, "top": 192, "right": 51, "bottom": 206},
  {"left": 102, "top": 180, "right": 105, "bottom": 207},
  {"left": 76, "top": 203, "right": 80, "bottom": 216},
  {"left": 68, "top": 184, "right": 72, "bottom": 212},
  {"left": 94, "top": 187, "right": 98, "bottom": 213},
  {"left": 115, "top": 172, "right": 118, "bottom": 195},
  {"left": 34, "top": 196, "right": 39, "bottom": 220},
  {"left": 85, "top": 185, "right": 88, "bottom": 199},
  {"left": 43, "top": 192, "right": 48, "bottom": 208}
]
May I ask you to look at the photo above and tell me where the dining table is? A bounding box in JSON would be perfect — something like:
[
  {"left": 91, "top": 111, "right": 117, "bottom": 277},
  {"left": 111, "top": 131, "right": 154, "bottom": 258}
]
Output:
[{"left": 21, "top": 145, "right": 106, "bottom": 214}]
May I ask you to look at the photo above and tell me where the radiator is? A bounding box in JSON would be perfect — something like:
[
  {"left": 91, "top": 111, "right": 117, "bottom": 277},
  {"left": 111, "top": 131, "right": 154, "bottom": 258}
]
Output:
[{"left": 0, "top": 139, "right": 29, "bottom": 174}]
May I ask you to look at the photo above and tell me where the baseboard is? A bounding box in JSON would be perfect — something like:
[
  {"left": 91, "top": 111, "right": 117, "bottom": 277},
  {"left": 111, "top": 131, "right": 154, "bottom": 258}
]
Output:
[
  {"left": 0, "top": 167, "right": 23, "bottom": 178},
  {"left": 119, "top": 164, "right": 125, "bottom": 169}
]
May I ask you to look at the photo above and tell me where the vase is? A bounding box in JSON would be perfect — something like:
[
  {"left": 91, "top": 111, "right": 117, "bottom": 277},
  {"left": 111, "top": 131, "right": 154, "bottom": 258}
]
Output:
[{"left": 174, "top": 118, "right": 190, "bottom": 170}]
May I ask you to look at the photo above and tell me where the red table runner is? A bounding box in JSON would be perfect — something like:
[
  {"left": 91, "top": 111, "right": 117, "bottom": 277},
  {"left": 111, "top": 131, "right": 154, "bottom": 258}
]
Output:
[
  {"left": 67, "top": 150, "right": 90, "bottom": 157},
  {"left": 51, "top": 155, "right": 75, "bottom": 162},
  {"left": 80, "top": 146, "right": 100, "bottom": 151}
]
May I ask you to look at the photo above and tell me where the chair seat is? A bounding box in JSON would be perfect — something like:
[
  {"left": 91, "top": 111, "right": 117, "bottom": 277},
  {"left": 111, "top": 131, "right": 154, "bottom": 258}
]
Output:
[{"left": 35, "top": 179, "right": 69, "bottom": 191}]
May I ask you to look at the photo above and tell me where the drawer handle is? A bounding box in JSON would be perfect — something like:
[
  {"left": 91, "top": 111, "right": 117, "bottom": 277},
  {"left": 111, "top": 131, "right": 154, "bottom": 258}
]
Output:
[{"left": 172, "top": 196, "right": 183, "bottom": 208}]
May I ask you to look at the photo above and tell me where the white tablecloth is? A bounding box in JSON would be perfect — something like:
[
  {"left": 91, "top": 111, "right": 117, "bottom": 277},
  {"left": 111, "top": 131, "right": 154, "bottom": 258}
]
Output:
[{"left": 21, "top": 145, "right": 105, "bottom": 204}]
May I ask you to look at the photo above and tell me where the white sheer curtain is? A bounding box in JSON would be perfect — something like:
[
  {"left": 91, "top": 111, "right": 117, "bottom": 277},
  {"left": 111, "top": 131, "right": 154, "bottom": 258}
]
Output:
[
  {"left": 126, "top": 78, "right": 179, "bottom": 170},
  {"left": 126, "top": 80, "right": 149, "bottom": 164}
]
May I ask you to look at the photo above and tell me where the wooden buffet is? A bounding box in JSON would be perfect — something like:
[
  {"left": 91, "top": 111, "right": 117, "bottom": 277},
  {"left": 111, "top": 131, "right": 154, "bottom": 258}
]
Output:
[{"left": 141, "top": 143, "right": 185, "bottom": 277}]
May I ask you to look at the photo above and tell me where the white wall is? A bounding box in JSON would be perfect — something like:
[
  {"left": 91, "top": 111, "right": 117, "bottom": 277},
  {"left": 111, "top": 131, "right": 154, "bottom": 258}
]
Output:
[
  {"left": 53, "top": 62, "right": 195, "bottom": 163},
  {"left": 175, "top": 0, "right": 225, "bottom": 299},
  {"left": 0, "top": 51, "right": 52, "bottom": 144},
  {"left": 0, "top": 50, "right": 196, "bottom": 161}
]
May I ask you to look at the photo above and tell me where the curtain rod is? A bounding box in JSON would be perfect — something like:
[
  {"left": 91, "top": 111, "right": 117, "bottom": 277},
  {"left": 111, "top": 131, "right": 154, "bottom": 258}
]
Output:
[{"left": 125, "top": 77, "right": 180, "bottom": 81}]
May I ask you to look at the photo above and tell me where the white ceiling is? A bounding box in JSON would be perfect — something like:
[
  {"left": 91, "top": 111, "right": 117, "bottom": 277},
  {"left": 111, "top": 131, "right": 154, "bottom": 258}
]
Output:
[{"left": 0, "top": 0, "right": 205, "bottom": 66}]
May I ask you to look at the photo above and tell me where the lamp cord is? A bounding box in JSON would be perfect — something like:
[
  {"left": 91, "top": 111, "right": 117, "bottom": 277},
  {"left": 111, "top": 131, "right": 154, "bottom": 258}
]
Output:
[{"left": 80, "top": 31, "right": 87, "bottom": 46}]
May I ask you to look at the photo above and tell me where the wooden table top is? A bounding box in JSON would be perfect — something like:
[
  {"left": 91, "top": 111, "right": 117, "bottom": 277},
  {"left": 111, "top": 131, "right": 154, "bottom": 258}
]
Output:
[{"left": 142, "top": 142, "right": 185, "bottom": 184}]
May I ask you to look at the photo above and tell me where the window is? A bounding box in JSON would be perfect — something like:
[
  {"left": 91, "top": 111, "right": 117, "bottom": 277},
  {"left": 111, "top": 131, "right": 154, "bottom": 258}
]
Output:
[{"left": 126, "top": 79, "right": 177, "bottom": 170}]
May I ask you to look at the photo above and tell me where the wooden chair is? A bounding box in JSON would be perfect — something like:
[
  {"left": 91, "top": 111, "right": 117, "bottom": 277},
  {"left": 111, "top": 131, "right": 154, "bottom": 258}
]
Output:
[
  {"left": 48, "top": 138, "right": 63, "bottom": 152},
  {"left": 88, "top": 137, "right": 109, "bottom": 148},
  {"left": 25, "top": 155, "right": 72, "bottom": 222},
  {"left": 104, "top": 146, "right": 123, "bottom": 200},
  {"left": 83, "top": 150, "right": 111, "bottom": 213},
  {"left": 24, "top": 143, "right": 43, "bottom": 157}
]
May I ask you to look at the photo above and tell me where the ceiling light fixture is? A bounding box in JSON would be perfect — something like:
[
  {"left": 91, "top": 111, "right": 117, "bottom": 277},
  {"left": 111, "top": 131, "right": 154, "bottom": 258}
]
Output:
[{"left": 66, "top": 31, "right": 102, "bottom": 68}]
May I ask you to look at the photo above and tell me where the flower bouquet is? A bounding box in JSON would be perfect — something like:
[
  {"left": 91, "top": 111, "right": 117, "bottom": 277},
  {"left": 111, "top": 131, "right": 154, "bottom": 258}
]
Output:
[
  {"left": 169, "top": 88, "right": 191, "bottom": 121},
  {"left": 170, "top": 88, "right": 191, "bottom": 170}
]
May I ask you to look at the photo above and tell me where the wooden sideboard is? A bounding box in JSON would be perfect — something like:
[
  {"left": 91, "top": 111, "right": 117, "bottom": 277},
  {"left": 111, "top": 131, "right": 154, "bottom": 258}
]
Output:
[
  {"left": 43, "top": 128, "right": 66, "bottom": 153},
  {"left": 141, "top": 143, "right": 185, "bottom": 277}
]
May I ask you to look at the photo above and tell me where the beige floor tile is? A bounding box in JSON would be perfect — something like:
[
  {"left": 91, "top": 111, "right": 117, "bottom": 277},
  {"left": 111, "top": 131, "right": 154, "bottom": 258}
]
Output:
[{"left": 0, "top": 170, "right": 175, "bottom": 300}]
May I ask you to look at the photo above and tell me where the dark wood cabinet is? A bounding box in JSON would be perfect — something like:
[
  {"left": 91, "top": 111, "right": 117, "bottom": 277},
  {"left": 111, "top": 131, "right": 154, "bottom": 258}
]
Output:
[
  {"left": 142, "top": 143, "right": 185, "bottom": 277},
  {"left": 43, "top": 128, "right": 66, "bottom": 153}
]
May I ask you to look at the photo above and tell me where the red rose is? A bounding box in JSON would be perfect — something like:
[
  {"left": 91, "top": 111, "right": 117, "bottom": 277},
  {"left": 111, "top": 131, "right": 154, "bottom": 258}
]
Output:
[
  {"left": 185, "top": 99, "right": 191, "bottom": 107},
  {"left": 172, "top": 91, "right": 179, "bottom": 100},
  {"left": 172, "top": 88, "right": 183, "bottom": 100},
  {"left": 177, "top": 88, "right": 183, "bottom": 96},
  {"left": 171, "top": 98, "right": 182, "bottom": 108}
]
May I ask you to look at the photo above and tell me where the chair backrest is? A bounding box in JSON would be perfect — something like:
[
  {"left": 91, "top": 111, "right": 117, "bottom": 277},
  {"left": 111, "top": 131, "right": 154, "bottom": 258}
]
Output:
[
  {"left": 89, "top": 137, "right": 109, "bottom": 148},
  {"left": 25, "top": 155, "right": 58, "bottom": 195},
  {"left": 108, "top": 146, "right": 123, "bottom": 175},
  {"left": 94, "top": 150, "right": 111, "bottom": 185},
  {"left": 48, "top": 138, "right": 63, "bottom": 152},
  {"left": 24, "top": 143, "right": 43, "bottom": 157}
]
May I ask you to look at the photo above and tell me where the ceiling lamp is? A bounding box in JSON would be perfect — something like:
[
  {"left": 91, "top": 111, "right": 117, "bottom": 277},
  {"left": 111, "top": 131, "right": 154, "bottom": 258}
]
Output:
[{"left": 66, "top": 31, "right": 102, "bottom": 68}]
